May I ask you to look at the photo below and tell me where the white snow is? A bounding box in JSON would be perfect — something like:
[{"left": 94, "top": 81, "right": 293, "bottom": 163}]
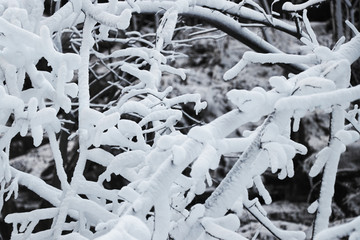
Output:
[
  {"left": 226, "top": 89, "right": 266, "bottom": 112},
  {"left": 118, "top": 186, "right": 139, "bottom": 203},
  {"left": 307, "top": 200, "right": 319, "bottom": 214},
  {"left": 335, "top": 129, "right": 359, "bottom": 146},
  {"left": 172, "top": 145, "right": 186, "bottom": 165},
  {"left": 98, "top": 150, "right": 145, "bottom": 183},
  {"left": 309, "top": 147, "right": 332, "bottom": 177},
  {"left": 94, "top": 215, "right": 151, "bottom": 240},
  {"left": 200, "top": 215, "right": 245, "bottom": 240}
]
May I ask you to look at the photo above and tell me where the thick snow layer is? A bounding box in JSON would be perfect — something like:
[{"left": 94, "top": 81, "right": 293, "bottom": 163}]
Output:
[
  {"left": 226, "top": 89, "right": 266, "bottom": 113},
  {"left": 94, "top": 216, "right": 151, "bottom": 240}
]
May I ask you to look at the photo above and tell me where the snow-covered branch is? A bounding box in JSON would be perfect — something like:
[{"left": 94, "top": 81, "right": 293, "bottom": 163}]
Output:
[{"left": 1, "top": 0, "right": 360, "bottom": 239}]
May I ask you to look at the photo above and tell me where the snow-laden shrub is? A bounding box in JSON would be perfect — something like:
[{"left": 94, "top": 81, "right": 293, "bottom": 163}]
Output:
[{"left": 0, "top": 0, "right": 360, "bottom": 239}]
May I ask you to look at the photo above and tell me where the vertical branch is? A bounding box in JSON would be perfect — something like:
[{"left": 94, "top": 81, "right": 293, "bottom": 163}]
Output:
[
  {"left": 71, "top": 16, "right": 95, "bottom": 184},
  {"left": 310, "top": 36, "right": 360, "bottom": 236},
  {"left": 52, "top": 194, "right": 72, "bottom": 237},
  {"left": 47, "top": 129, "right": 70, "bottom": 191},
  {"left": 50, "top": 15, "right": 96, "bottom": 239},
  {"left": 312, "top": 106, "right": 345, "bottom": 237}
]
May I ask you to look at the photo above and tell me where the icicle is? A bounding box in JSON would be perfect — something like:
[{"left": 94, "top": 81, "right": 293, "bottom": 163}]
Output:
[
  {"left": 157, "top": 8, "right": 178, "bottom": 48},
  {"left": 293, "top": 116, "right": 301, "bottom": 132},
  {"left": 286, "top": 159, "right": 295, "bottom": 178},
  {"left": 309, "top": 147, "right": 331, "bottom": 177},
  {"left": 303, "top": 10, "right": 318, "bottom": 47},
  {"left": 308, "top": 200, "right": 319, "bottom": 214},
  {"left": 223, "top": 59, "right": 248, "bottom": 81},
  {"left": 253, "top": 175, "right": 272, "bottom": 204}
]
